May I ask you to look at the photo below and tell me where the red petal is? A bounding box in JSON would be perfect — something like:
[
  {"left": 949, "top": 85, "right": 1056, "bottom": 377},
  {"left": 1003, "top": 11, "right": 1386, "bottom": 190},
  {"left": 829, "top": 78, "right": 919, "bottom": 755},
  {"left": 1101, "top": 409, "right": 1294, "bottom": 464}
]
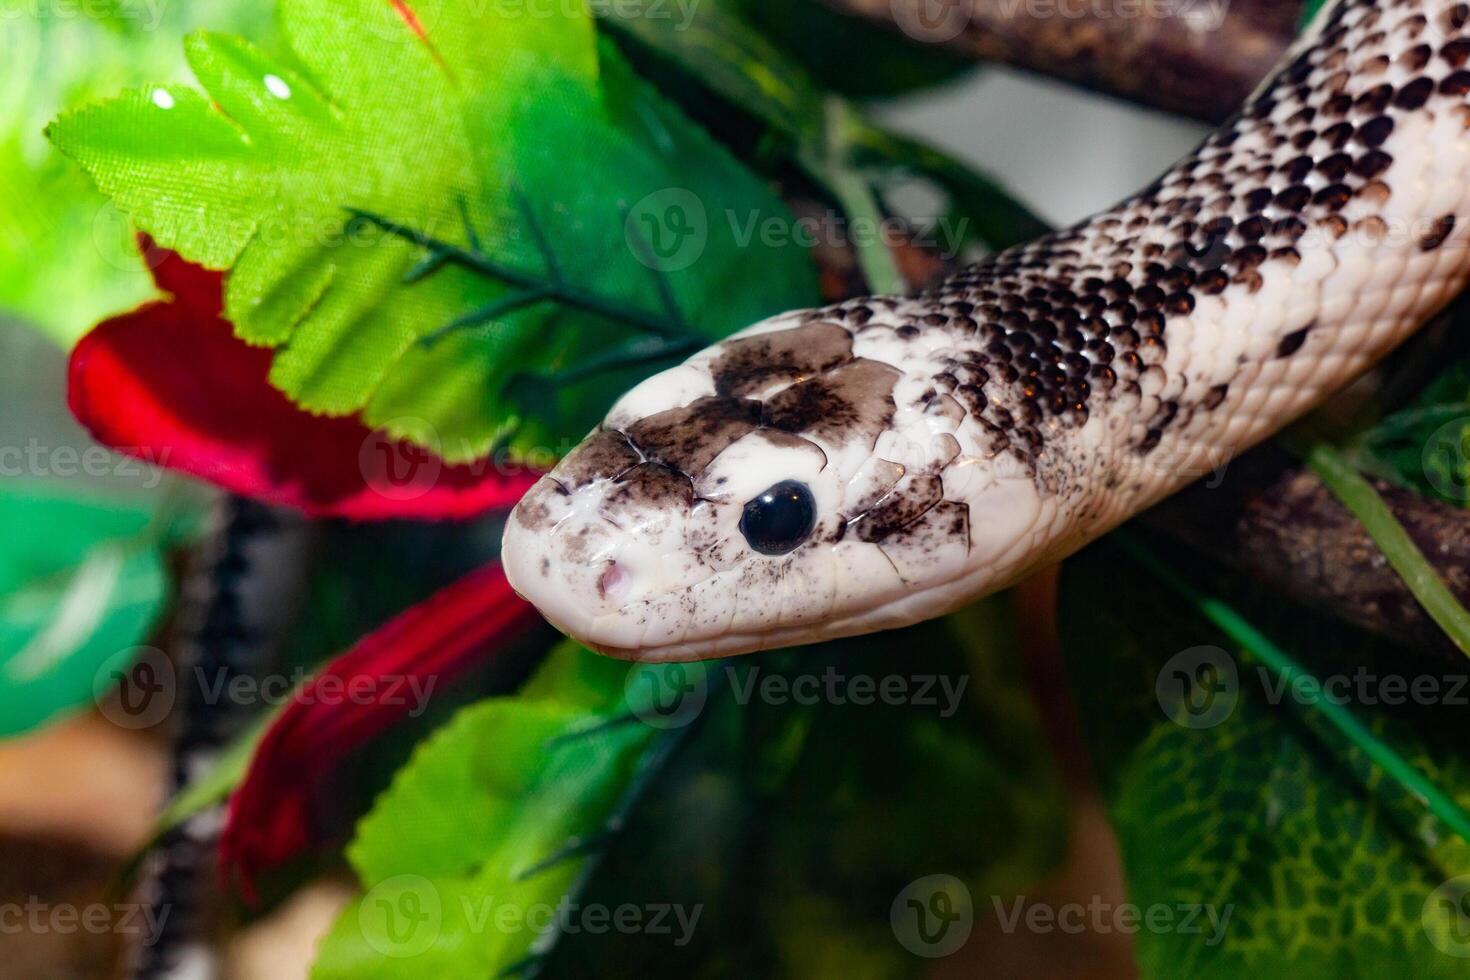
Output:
[
  {"left": 69, "top": 248, "right": 539, "bottom": 520},
  {"left": 220, "top": 562, "right": 542, "bottom": 900}
]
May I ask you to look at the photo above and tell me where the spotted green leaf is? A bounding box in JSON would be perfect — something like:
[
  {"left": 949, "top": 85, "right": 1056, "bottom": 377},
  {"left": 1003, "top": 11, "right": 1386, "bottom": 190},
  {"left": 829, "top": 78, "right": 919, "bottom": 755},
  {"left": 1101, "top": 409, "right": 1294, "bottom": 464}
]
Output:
[{"left": 1061, "top": 541, "right": 1470, "bottom": 978}]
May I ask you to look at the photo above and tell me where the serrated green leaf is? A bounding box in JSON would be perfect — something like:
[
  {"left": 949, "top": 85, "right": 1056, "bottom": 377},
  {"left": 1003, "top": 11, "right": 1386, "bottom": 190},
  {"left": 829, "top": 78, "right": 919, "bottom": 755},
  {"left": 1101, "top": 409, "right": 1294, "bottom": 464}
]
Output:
[
  {"left": 313, "top": 642, "right": 668, "bottom": 978},
  {"left": 49, "top": 0, "right": 818, "bottom": 460},
  {"left": 0, "top": 0, "right": 273, "bottom": 344},
  {"left": 1061, "top": 541, "right": 1470, "bottom": 978}
]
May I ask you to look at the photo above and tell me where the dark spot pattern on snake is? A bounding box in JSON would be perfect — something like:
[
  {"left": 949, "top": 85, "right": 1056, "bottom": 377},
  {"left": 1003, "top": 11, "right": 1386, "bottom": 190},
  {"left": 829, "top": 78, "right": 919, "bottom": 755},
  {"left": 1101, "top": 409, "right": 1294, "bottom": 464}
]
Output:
[
  {"left": 763, "top": 358, "right": 901, "bottom": 447},
  {"left": 800, "top": 0, "right": 1470, "bottom": 462},
  {"left": 624, "top": 396, "right": 762, "bottom": 473},
  {"left": 709, "top": 321, "right": 854, "bottom": 397}
]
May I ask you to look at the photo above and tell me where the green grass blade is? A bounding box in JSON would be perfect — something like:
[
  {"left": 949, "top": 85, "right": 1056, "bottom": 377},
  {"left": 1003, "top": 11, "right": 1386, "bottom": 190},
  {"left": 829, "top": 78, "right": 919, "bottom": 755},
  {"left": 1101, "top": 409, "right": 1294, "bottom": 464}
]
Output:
[
  {"left": 1116, "top": 530, "right": 1470, "bottom": 847},
  {"left": 1307, "top": 443, "right": 1470, "bottom": 658}
]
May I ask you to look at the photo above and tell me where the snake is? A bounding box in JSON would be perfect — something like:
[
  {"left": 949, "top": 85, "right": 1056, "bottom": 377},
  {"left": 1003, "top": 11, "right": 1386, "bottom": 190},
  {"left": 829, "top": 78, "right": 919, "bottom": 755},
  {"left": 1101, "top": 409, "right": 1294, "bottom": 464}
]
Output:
[{"left": 503, "top": 0, "right": 1470, "bottom": 661}]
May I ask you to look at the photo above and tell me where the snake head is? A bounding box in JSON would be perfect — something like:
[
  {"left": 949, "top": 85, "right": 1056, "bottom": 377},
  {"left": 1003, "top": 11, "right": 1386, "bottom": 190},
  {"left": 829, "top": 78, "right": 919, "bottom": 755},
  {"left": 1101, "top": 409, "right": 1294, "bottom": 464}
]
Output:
[{"left": 503, "top": 316, "right": 1046, "bottom": 661}]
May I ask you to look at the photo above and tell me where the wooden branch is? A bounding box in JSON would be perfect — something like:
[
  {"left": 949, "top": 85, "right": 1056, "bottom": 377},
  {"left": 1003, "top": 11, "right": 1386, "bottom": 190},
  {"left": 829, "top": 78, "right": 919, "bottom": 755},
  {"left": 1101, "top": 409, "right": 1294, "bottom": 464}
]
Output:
[
  {"left": 823, "top": 0, "right": 1303, "bottom": 122},
  {"left": 1144, "top": 448, "right": 1470, "bottom": 658}
]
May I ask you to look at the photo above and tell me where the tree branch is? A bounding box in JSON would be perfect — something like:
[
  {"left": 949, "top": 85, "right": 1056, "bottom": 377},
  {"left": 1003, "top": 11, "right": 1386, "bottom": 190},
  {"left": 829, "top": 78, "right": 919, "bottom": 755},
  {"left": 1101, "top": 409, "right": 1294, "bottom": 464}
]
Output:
[
  {"left": 822, "top": 0, "right": 1303, "bottom": 122},
  {"left": 1144, "top": 448, "right": 1470, "bottom": 659}
]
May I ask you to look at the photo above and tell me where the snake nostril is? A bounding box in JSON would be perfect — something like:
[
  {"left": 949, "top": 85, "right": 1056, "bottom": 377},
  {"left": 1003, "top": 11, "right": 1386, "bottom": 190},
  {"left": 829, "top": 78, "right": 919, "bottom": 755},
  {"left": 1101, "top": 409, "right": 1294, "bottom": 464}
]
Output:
[{"left": 597, "top": 561, "right": 631, "bottom": 603}]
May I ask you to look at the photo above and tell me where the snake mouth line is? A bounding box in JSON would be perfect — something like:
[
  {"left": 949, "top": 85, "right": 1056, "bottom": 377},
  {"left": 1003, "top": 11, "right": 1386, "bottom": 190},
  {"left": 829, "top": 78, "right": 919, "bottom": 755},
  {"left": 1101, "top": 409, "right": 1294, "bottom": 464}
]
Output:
[{"left": 573, "top": 562, "right": 991, "bottom": 664}]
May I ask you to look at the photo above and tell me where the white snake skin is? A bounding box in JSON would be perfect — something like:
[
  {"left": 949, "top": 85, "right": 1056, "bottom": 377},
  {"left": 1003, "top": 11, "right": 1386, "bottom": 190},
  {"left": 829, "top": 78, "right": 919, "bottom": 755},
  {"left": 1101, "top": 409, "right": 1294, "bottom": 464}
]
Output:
[{"left": 505, "top": 0, "right": 1470, "bottom": 661}]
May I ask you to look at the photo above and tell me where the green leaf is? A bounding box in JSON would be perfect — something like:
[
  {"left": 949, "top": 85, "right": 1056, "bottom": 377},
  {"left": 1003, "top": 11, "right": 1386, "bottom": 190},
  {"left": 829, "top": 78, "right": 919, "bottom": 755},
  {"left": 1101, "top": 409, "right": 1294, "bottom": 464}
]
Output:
[
  {"left": 0, "top": 489, "right": 172, "bottom": 736},
  {"left": 317, "top": 600, "right": 1065, "bottom": 979},
  {"left": 49, "top": 1, "right": 818, "bottom": 460},
  {"left": 597, "top": 0, "right": 825, "bottom": 141},
  {"left": 1355, "top": 359, "right": 1470, "bottom": 508},
  {"left": 731, "top": 0, "right": 977, "bottom": 100},
  {"left": 546, "top": 600, "right": 1066, "bottom": 978},
  {"left": 842, "top": 117, "right": 1053, "bottom": 252},
  {"left": 1061, "top": 540, "right": 1470, "bottom": 978},
  {"left": 313, "top": 642, "right": 667, "bottom": 978},
  {"left": 600, "top": 0, "right": 1042, "bottom": 262},
  {"left": 0, "top": 0, "right": 273, "bottom": 344}
]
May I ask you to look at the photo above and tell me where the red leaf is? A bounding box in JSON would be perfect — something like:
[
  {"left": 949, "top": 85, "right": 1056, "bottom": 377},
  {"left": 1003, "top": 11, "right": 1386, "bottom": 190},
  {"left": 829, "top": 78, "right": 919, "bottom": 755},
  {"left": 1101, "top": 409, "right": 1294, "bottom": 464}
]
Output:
[
  {"left": 220, "top": 562, "right": 542, "bottom": 900},
  {"left": 69, "top": 246, "right": 539, "bottom": 520}
]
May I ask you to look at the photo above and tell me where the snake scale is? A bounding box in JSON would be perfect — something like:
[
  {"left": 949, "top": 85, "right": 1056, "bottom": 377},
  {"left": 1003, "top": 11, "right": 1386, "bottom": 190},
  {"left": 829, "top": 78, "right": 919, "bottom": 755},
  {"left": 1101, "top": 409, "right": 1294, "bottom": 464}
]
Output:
[{"left": 504, "top": 0, "right": 1470, "bottom": 661}]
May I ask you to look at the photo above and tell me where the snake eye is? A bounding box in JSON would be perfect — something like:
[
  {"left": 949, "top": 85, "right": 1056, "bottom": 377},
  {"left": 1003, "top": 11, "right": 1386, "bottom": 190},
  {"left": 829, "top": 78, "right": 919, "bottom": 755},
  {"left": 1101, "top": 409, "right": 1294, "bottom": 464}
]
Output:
[{"left": 739, "top": 480, "right": 817, "bottom": 556}]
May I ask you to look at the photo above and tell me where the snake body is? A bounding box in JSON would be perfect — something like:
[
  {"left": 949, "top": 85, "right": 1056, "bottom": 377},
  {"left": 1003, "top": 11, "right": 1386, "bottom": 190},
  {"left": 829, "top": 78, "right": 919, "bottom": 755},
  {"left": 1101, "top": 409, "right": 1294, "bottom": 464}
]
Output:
[{"left": 504, "top": 0, "right": 1470, "bottom": 661}]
